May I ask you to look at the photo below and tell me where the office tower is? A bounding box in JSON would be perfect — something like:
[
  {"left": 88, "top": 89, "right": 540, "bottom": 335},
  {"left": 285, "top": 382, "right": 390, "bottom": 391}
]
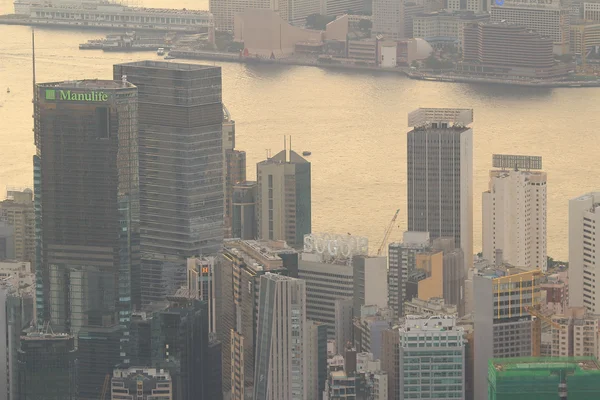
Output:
[
  {"left": 407, "top": 108, "right": 474, "bottom": 271},
  {"left": 187, "top": 256, "right": 217, "bottom": 333},
  {"left": 334, "top": 298, "right": 354, "bottom": 355},
  {"left": 35, "top": 80, "right": 139, "bottom": 334},
  {"left": 490, "top": 0, "right": 571, "bottom": 55},
  {"left": 232, "top": 181, "right": 257, "bottom": 240},
  {"left": 0, "top": 269, "right": 34, "bottom": 400},
  {"left": 0, "top": 222, "right": 14, "bottom": 260},
  {"left": 77, "top": 323, "right": 122, "bottom": 400},
  {"left": 569, "top": 192, "right": 600, "bottom": 313},
  {"left": 488, "top": 357, "right": 600, "bottom": 400},
  {"left": 113, "top": 61, "right": 224, "bottom": 309},
  {"left": 299, "top": 233, "right": 368, "bottom": 338},
  {"left": 381, "top": 329, "right": 399, "bottom": 400},
  {"left": 17, "top": 333, "right": 78, "bottom": 400},
  {"left": 207, "top": 336, "right": 224, "bottom": 400},
  {"left": 388, "top": 231, "right": 430, "bottom": 318},
  {"left": 222, "top": 107, "right": 248, "bottom": 239},
  {"left": 256, "top": 147, "right": 311, "bottom": 249},
  {"left": 254, "top": 273, "right": 307, "bottom": 400},
  {"left": 551, "top": 307, "right": 600, "bottom": 358},
  {"left": 151, "top": 296, "right": 212, "bottom": 400},
  {"left": 352, "top": 305, "right": 392, "bottom": 360},
  {"left": 373, "top": 0, "right": 424, "bottom": 39},
  {"left": 432, "top": 237, "right": 466, "bottom": 316},
  {"left": 111, "top": 367, "right": 173, "bottom": 399},
  {"left": 216, "top": 239, "right": 297, "bottom": 398},
  {"left": 482, "top": 155, "right": 547, "bottom": 272},
  {"left": 320, "top": 0, "right": 364, "bottom": 16},
  {"left": 306, "top": 320, "right": 328, "bottom": 400},
  {"left": 352, "top": 255, "right": 388, "bottom": 317},
  {"left": 0, "top": 188, "right": 35, "bottom": 264},
  {"left": 128, "top": 312, "right": 152, "bottom": 367},
  {"left": 399, "top": 316, "right": 466, "bottom": 400},
  {"left": 473, "top": 266, "right": 542, "bottom": 400}
]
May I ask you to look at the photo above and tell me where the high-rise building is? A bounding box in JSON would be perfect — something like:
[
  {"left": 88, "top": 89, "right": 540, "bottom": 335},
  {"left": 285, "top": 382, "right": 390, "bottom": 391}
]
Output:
[
  {"left": 569, "top": 192, "right": 600, "bottom": 313},
  {"left": 17, "top": 333, "right": 78, "bottom": 400},
  {"left": 373, "top": 0, "right": 425, "bottom": 39},
  {"left": 254, "top": 273, "right": 307, "bottom": 400},
  {"left": 399, "top": 316, "right": 466, "bottom": 400},
  {"left": 306, "top": 320, "right": 328, "bottom": 400},
  {"left": 113, "top": 61, "right": 224, "bottom": 309},
  {"left": 334, "top": 297, "right": 354, "bottom": 356},
  {"left": 432, "top": 237, "right": 466, "bottom": 316},
  {"left": 187, "top": 256, "right": 217, "bottom": 334},
  {"left": 210, "top": 0, "right": 321, "bottom": 31},
  {"left": 299, "top": 233, "right": 369, "bottom": 338},
  {"left": 407, "top": 108, "right": 473, "bottom": 272},
  {"left": 256, "top": 148, "right": 311, "bottom": 249},
  {"left": 488, "top": 357, "right": 600, "bottom": 400},
  {"left": 232, "top": 181, "right": 257, "bottom": 240},
  {"left": 111, "top": 367, "right": 173, "bottom": 400},
  {"left": 482, "top": 155, "right": 547, "bottom": 272},
  {"left": 490, "top": 0, "right": 571, "bottom": 55},
  {"left": 0, "top": 221, "right": 14, "bottom": 260},
  {"left": 352, "top": 305, "right": 392, "bottom": 360},
  {"left": 0, "top": 266, "right": 34, "bottom": 400},
  {"left": 381, "top": 328, "right": 399, "bottom": 400},
  {"left": 151, "top": 295, "right": 214, "bottom": 400},
  {"left": 0, "top": 188, "right": 35, "bottom": 264},
  {"left": 320, "top": 0, "right": 364, "bottom": 16},
  {"left": 551, "top": 307, "right": 600, "bottom": 358},
  {"left": 388, "top": 231, "right": 430, "bottom": 318},
  {"left": 216, "top": 239, "right": 297, "bottom": 398},
  {"left": 352, "top": 255, "right": 388, "bottom": 317},
  {"left": 35, "top": 80, "right": 139, "bottom": 335},
  {"left": 473, "top": 266, "right": 542, "bottom": 400}
]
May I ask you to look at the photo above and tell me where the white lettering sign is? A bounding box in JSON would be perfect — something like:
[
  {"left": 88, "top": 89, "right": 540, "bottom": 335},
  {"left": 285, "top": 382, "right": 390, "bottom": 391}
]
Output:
[{"left": 303, "top": 233, "right": 369, "bottom": 258}]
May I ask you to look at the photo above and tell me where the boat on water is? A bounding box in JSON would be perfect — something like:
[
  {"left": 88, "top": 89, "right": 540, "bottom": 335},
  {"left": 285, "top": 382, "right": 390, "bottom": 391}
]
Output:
[
  {"left": 6, "top": 88, "right": 10, "bottom": 93},
  {"left": 10, "top": 0, "right": 213, "bottom": 33},
  {"left": 157, "top": 47, "right": 165, "bottom": 56},
  {"left": 79, "top": 31, "right": 168, "bottom": 52},
  {"left": 302, "top": 151, "right": 311, "bottom": 156},
  {"left": 164, "top": 55, "right": 175, "bottom": 60}
]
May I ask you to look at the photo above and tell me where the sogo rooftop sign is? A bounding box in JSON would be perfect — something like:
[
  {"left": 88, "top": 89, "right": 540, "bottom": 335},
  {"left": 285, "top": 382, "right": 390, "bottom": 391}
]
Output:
[
  {"left": 303, "top": 233, "right": 369, "bottom": 258},
  {"left": 44, "top": 89, "right": 109, "bottom": 102}
]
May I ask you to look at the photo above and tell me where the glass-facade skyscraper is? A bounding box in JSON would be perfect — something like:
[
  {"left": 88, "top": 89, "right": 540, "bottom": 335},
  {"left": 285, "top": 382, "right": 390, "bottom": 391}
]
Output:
[
  {"left": 34, "top": 80, "right": 140, "bottom": 331},
  {"left": 113, "top": 61, "right": 224, "bottom": 308}
]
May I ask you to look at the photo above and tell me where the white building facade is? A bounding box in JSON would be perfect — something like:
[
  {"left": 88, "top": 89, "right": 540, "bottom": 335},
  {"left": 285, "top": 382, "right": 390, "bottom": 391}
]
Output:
[
  {"left": 482, "top": 160, "right": 547, "bottom": 272},
  {"left": 569, "top": 192, "right": 600, "bottom": 313}
]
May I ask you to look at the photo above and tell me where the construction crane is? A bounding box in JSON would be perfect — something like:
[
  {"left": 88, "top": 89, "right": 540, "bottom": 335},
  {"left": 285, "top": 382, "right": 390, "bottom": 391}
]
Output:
[
  {"left": 525, "top": 305, "right": 561, "bottom": 357},
  {"left": 377, "top": 209, "right": 400, "bottom": 256},
  {"left": 100, "top": 374, "right": 110, "bottom": 400}
]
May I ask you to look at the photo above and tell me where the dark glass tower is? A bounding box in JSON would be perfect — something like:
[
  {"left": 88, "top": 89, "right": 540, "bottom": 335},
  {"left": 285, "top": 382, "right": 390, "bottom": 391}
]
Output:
[
  {"left": 17, "top": 333, "right": 78, "bottom": 400},
  {"left": 34, "top": 80, "right": 139, "bottom": 335},
  {"left": 113, "top": 61, "right": 224, "bottom": 308}
]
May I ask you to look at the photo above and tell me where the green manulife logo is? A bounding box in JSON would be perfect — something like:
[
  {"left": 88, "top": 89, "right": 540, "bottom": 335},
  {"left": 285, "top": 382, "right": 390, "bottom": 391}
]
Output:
[{"left": 45, "top": 89, "right": 109, "bottom": 102}]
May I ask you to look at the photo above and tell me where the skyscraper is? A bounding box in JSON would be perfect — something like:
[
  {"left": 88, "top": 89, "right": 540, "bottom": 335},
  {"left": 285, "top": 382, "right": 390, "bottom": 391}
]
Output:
[
  {"left": 0, "top": 188, "right": 35, "bottom": 264},
  {"left": 398, "top": 316, "right": 466, "bottom": 400},
  {"left": 388, "top": 231, "right": 430, "bottom": 318},
  {"left": 35, "top": 80, "right": 139, "bottom": 329},
  {"left": 482, "top": 155, "right": 547, "bottom": 272},
  {"left": 372, "top": 0, "right": 425, "bottom": 39},
  {"left": 407, "top": 108, "right": 473, "bottom": 271},
  {"left": 569, "top": 192, "right": 600, "bottom": 313},
  {"left": 17, "top": 333, "right": 78, "bottom": 400},
  {"left": 256, "top": 148, "right": 311, "bottom": 249},
  {"left": 113, "top": 61, "right": 224, "bottom": 308},
  {"left": 254, "top": 273, "right": 307, "bottom": 400}
]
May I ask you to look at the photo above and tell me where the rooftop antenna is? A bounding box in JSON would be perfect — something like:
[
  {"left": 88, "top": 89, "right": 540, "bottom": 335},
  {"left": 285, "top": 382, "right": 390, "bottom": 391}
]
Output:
[
  {"left": 284, "top": 135, "right": 286, "bottom": 159},
  {"left": 32, "top": 28, "right": 36, "bottom": 99},
  {"left": 289, "top": 135, "right": 292, "bottom": 154}
]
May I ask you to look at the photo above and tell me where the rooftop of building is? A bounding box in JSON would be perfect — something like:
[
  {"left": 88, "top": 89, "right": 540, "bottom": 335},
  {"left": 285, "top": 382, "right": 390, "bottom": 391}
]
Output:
[
  {"left": 112, "top": 367, "right": 171, "bottom": 380},
  {"left": 399, "top": 315, "right": 462, "bottom": 333},
  {"left": 233, "top": 180, "right": 257, "bottom": 189},
  {"left": 491, "top": 357, "right": 600, "bottom": 374},
  {"left": 474, "top": 262, "right": 541, "bottom": 279},
  {"left": 224, "top": 239, "right": 295, "bottom": 271},
  {"left": 21, "top": 332, "right": 73, "bottom": 341},
  {"left": 115, "top": 60, "right": 218, "bottom": 71},
  {"left": 258, "top": 149, "right": 309, "bottom": 165},
  {"left": 38, "top": 79, "right": 135, "bottom": 89}
]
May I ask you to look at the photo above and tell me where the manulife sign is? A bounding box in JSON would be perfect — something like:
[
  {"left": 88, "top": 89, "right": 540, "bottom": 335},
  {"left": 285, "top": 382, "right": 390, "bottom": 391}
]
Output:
[{"left": 44, "top": 89, "right": 109, "bottom": 102}]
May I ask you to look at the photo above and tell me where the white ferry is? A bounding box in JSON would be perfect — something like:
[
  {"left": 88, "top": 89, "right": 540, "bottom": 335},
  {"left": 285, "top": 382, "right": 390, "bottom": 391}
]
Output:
[{"left": 12, "top": 0, "right": 214, "bottom": 32}]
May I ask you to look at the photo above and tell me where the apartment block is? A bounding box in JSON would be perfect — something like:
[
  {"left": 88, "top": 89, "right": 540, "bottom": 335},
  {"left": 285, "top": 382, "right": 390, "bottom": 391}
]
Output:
[
  {"left": 569, "top": 192, "right": 600, "bottom": 313},
  {"left": 0, "top": 188, "right": 35, "bottom": 265},
  {"left": 482, "top": 155, "right": 547, "bottom": 272},
  {"left": 373, "top": 0, "right": 425, "bottom": 39},
  {"left": 551, "top": 306, "right": 600, "bottom": 358}
]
